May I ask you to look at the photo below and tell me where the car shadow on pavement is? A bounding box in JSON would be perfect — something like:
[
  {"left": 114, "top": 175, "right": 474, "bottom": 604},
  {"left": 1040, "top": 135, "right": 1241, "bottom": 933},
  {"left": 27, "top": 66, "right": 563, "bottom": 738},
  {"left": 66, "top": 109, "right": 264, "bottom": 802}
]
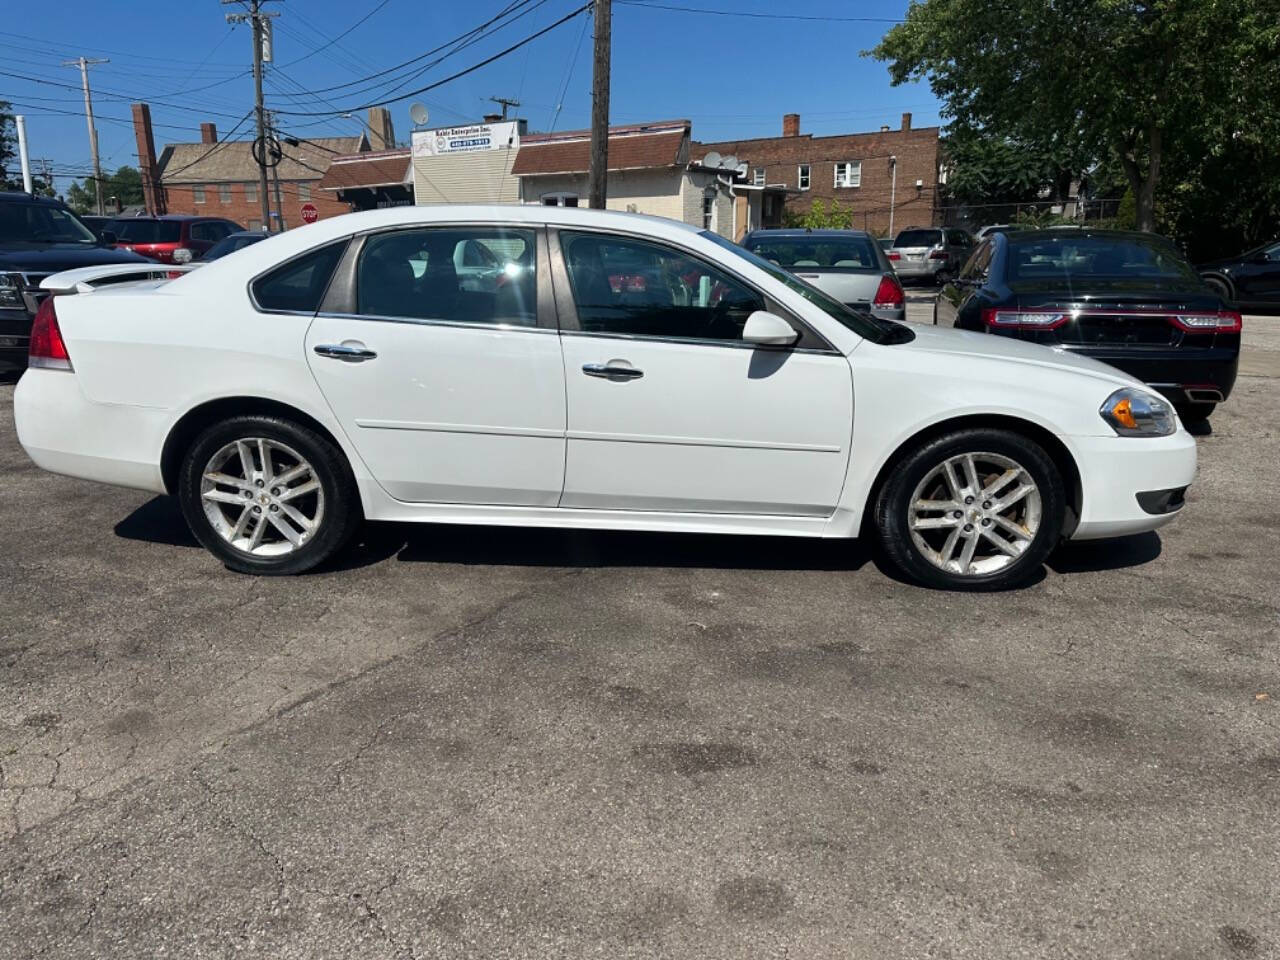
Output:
[{"left": 114, "top": 496, "right": 1162, "bottom": 581}]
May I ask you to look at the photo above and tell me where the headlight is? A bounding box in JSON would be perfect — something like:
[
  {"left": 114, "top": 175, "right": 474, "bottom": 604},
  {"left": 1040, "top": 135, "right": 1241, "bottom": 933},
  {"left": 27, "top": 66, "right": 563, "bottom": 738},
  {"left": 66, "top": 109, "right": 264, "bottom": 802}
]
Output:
[
  {"left": 1099, "top": 388, "right": 1176, "bottom": 437},
  {"left": 0, "top": 272, "right": 24, "bottom": 310}
]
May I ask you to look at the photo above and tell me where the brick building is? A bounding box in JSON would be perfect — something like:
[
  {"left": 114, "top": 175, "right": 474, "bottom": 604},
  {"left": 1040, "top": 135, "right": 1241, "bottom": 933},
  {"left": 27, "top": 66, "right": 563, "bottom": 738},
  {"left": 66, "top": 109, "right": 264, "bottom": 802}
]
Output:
[
  {"left": 696, "top": 112, "right": 941, "bottom": 237},
  {"left": 131, "top": 103, "right": 367, "bottom": 231}
]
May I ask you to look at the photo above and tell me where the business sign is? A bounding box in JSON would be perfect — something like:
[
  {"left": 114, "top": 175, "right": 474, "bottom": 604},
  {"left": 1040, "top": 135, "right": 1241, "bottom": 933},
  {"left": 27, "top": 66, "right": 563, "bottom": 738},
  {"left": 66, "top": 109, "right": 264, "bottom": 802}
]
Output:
[{"left": 412, "top": 121, "right": 520, "bottom": 158}]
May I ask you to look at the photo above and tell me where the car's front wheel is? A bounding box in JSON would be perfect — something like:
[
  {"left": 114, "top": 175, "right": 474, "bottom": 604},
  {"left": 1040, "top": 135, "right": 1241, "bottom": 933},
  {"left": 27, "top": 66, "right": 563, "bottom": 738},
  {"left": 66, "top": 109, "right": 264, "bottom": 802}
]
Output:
[
  {"left": 1175, "top": 402, "right": 1216, "bottom": 424},
  {"left": 177, "top": 415, "right": 361, "bottom": 575},
  {"left": 873, "top": 428, "right": 1066, "bottom": 590}
]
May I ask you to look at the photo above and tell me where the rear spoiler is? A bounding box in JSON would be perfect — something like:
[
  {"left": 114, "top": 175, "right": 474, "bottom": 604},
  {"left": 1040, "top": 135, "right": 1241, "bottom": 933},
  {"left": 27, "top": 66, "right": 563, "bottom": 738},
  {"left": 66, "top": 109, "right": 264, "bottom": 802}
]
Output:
[{"left": 39, "top": 263, "right": 201, "bottom": 295}]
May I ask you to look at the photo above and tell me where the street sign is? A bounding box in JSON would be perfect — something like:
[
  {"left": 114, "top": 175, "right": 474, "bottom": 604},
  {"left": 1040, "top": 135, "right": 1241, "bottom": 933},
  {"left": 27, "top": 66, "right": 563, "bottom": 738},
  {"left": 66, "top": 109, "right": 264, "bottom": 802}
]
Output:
[{"left": 300, "top": 203, "right": 318, "bottom": 224}]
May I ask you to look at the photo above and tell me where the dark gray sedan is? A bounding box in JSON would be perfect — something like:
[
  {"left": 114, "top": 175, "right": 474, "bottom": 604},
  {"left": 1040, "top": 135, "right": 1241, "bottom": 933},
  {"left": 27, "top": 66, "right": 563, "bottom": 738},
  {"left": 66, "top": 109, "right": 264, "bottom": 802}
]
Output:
[{"left": 740, "top": 229, "right": 905, "bottom": 322}]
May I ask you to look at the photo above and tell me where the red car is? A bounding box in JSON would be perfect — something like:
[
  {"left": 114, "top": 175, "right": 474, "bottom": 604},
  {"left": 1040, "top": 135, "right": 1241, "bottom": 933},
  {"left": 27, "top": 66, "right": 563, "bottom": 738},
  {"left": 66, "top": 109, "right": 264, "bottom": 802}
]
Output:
[{"left": 107, "top": 215, "right": 245, "bottom": 264}]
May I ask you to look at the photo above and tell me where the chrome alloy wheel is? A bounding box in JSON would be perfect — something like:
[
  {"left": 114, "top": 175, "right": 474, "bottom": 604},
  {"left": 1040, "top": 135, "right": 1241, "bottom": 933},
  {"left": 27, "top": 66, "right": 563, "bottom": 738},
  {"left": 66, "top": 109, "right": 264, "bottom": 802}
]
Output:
[
  {"left": 908, "top": 451, "right": 1042, "bottom": 577},
  {"left": 200, "top": 438, "right": 325, "bottom": 557}
]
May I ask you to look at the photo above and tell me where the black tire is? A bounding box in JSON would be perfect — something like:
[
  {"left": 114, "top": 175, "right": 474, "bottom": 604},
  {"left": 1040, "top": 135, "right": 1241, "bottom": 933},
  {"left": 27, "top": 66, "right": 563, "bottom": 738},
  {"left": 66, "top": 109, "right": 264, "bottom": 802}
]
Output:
[
  {"left": 1176, "top": 402, "right": 1216, "bottom": 423},
  {"left": 1201, "top": 275, "right": 1233, "bottom": 302},
  {"left": 177, "top": 414, "right": 362, "bottom": 575},
  {"left": 873, "top": 428, "right": 1066, "bottom": 591}
]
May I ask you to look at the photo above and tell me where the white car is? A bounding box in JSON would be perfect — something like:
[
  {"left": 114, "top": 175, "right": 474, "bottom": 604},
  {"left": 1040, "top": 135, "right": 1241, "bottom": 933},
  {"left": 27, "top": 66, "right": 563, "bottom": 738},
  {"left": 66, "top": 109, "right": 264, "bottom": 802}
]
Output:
[{"left": 14, "top": 206, "right": 1196, "bottom": 590}]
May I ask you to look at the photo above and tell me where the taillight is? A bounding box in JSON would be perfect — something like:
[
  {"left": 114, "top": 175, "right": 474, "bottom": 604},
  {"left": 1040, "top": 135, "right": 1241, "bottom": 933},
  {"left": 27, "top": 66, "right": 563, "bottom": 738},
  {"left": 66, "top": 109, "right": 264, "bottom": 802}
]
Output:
[
  {"left": 982, "top": 308, "right": 1069, "bottom": 330},
  {"left": 928, "top": 250, "right": 949, "bottom": 260},
  {"left": 28, "top": 297, "right": 73, "bottom": 371},
  {"left": 872, "top": 274, "right": 904, "bottom": 308},
  {"left": 887, "top": 251, "right": 901, "bottom": 261},
  {"left": 1170, "top": 310, "right": 1242, "bottom": 333}
]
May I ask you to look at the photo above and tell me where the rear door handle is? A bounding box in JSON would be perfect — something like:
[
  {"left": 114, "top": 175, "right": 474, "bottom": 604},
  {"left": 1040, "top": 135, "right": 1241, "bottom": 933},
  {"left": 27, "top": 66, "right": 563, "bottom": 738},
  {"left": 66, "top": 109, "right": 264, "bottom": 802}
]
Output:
[
  {"left": 583, "top": 361, "right": 643, "bottom": 381},
  {"left": 314, "top": 343, "right": 377, "bottom": 362}
]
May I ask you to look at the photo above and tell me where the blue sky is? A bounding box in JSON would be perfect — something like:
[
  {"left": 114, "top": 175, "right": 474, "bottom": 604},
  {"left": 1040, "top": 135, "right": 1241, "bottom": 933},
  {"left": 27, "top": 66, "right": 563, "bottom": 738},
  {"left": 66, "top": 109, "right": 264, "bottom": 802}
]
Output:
[{"left": 2, "top": 0, "right": 940, "bottom": 194}]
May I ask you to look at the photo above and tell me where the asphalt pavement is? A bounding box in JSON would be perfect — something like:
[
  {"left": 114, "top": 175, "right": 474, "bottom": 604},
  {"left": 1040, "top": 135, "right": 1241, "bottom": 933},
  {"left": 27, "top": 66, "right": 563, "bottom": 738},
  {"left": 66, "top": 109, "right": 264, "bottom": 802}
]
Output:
[{"left": 1, "top": 304, "right": 1277, "bottom": 959}]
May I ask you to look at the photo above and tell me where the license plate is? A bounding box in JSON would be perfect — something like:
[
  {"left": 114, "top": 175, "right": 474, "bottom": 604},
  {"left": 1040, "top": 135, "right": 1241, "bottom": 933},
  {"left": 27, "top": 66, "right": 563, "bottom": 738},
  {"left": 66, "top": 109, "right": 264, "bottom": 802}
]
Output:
[
  {"left": 0, "top": 335, "right": 27, "bottom": 347},
  {"left": 907, "top": 253, "right": 924, "bottom": 261}
]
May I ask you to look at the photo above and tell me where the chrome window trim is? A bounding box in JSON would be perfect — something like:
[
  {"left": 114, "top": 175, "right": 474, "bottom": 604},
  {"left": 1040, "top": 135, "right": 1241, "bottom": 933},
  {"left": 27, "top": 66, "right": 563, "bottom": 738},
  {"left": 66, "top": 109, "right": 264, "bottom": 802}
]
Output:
[
  {"left": 313, "top": 312, "right": 554, "bottom": 334},
  {"left": 558, "top": 328, "right": 840, "bottom": 356}
]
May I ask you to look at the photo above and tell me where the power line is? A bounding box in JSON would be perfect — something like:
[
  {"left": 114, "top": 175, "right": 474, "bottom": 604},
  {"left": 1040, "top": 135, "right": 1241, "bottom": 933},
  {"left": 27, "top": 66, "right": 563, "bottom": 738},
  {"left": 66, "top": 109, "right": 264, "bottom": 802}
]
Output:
[
  {"left": 160, "top": 110, "right": 256, "bottom": 179},
  {"left": 616, "top": 0, "right": 904, "bottom": 22},
  {"left": 549, "top": 12, "right": 590, "bottom": 132},
  {"left": 272, "top": 2, "right": 591, "bottom": 116},
  {"left": 0, "top": 68, "right": 248, "bottom": 120}
]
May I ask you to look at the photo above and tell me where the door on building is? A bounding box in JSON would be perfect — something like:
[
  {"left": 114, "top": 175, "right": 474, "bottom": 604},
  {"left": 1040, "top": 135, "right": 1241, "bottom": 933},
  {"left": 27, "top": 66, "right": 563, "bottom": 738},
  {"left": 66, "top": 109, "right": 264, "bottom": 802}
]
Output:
[
  {"left": 550, "top": 228, "right": 853, "bottom": 516},
  {"left": 305, "top": 225, "right": 567, "bottom": 505}
]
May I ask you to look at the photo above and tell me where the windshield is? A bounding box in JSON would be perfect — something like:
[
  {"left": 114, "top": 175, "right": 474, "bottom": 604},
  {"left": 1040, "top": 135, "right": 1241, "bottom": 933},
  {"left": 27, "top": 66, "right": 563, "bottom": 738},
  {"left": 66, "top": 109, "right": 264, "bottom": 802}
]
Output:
[
  {"left": 701, "top": 231, "right": 912, "bottom": 345},
  {"left": 0, "top": 201, "right": 99, "bottom": 245},
  {"left": 111, "top": 219, "right": 182, "bottom": 244},
  {"left": 893, "top": 229, "right": 943, "bottom": 248},
  {"left": 1008, "top": 234, "right": 1198, "bottom": 282},
  {"left": 743, "top": 235, "right": 880, "bottom": 270}
]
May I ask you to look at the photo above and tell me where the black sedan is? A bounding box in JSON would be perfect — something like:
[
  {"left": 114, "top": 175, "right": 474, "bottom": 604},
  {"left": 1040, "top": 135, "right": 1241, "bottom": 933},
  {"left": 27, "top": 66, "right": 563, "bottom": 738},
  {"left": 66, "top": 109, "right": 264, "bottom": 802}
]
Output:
[
  {"left": 935, "top": 229, "right": 1240, "bottom": 422},
  {"left": 1197, "top": 240, "right": 1280, "bottom": 311}
]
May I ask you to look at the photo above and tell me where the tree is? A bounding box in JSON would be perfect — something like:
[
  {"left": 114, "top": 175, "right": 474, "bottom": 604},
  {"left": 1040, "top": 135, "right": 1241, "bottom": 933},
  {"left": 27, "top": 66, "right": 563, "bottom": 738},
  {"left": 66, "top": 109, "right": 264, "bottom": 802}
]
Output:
[
  {"left": 783, "top": 198, "right": 854, "bottom": 230},
  {"left": 869, "top": 0, "right": 1280, "bottom": 234},
  {"left": 65, "top": 166, "right": 144, "bottom": 213}
]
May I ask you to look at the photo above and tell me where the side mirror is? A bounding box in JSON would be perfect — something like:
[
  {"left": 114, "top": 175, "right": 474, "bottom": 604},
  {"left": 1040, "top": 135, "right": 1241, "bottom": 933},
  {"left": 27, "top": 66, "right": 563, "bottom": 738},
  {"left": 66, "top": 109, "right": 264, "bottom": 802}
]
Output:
[
  {"left": 100, "top": 230, "right": 117, "bottom": 245},
  {"left": 742, "top": 310, "right": 800, "bottom": 347}
]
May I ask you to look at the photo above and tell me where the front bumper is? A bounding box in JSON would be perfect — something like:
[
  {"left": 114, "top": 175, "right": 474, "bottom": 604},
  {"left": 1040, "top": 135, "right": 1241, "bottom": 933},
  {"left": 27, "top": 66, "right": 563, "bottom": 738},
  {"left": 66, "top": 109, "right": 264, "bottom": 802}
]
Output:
[
  {"left": 1066, "top": 429, "right": 1197, "bottom": 540},
  {"left": 1059, "top": 345, "right": 1239, "bottom": 405}
]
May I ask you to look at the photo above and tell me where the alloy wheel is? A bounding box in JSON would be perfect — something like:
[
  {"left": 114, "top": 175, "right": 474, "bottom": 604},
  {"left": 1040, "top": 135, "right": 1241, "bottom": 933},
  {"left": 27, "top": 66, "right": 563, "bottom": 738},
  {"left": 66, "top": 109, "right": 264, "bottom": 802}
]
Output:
[
  {"left": 200, "top": 437, "right": 325, "bottom": 557},
  {"left": 907, "top": 451, "right": 1042, "bottom": 577}
]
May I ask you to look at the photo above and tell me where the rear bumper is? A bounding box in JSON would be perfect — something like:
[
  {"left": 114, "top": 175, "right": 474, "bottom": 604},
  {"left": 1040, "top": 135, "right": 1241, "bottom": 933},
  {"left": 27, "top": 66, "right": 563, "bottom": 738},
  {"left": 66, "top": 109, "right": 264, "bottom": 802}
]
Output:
[
  {"left": 893, "top": 259, "right": 946, "bottom": 280},
  {"left": 1058, "top": 345, "right": 1240, "bottom": 404},
  {"left": 14, "top": 369, "right": 168, "bottom": 493},
  {"left": 0, "top": 343, "right": 27, "bottom": 372},
  {"left": 1067, "top": 430, "right": 1197, "bottom": 540}
]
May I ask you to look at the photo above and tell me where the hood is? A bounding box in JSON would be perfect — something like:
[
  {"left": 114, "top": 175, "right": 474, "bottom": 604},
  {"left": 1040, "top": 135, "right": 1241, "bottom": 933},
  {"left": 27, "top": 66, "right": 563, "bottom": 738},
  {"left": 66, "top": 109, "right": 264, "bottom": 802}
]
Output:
[
  {"left": 897, "top": 323, "right": 1141, "bottom": 388},
  {"left": 0, "top": 245, "right": 150, "bottom": 271}
]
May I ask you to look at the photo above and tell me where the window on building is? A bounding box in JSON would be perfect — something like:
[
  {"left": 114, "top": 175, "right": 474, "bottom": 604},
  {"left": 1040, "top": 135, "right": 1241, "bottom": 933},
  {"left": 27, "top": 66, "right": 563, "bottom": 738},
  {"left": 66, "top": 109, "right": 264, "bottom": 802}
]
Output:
[
  {"left": 702, "top": 190, "right": 716, "bottom": 230},
  {"left": 218, "top": 183, "right": 232, "bottom": 204},
  {"left": 559, "top": 231, "right": 764, "bottom": 343},
  {"left": 247, "top": 219, "right": 262, "bottom": 232},
  {"left": 540, "top": 192, "right": 579, "bottom": 207},
  {"left": 753, "top": 167, "right": 765, "bottom": 186},
  {"left": 192, "top": 185, "right": 206, "bottom": 204},
  {"left": 245, "top": 182, "right": 258, "bottom": 203},
  {"left": 298, "top": 182, "right": 312, "bottom": 202},
  {"left": 797, "top": 164, "right": 811, "bottom": 191},
  {"left": 835, "top": 161, "right": 862, "bottom": 188},
  {"left": 355, "top": 227, "right": 537, "bottom": 326}
]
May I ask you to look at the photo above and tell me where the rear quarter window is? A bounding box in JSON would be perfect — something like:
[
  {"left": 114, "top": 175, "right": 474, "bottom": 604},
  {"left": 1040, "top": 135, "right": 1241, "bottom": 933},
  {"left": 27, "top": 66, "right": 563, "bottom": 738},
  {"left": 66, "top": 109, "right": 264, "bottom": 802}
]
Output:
[{"left": 251, "top": 240, "right": 347, "bottom": 313}]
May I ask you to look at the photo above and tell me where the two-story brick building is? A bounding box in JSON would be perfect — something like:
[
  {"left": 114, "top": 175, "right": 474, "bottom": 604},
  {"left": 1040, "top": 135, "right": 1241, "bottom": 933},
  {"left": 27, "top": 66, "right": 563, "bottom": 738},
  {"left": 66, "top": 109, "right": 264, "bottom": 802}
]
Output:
[
  {"left": 696, "top": 112, "right": 941, "bottom": 237},
  {"left": 130, "top": 103, "right": 366, "bottom": 231}
]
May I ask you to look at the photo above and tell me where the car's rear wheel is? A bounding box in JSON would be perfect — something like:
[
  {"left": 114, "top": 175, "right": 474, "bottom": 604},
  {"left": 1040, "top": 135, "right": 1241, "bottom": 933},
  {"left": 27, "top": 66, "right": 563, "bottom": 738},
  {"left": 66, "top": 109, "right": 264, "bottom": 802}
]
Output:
[
  {"left": 1176, "top": 402, "right": 1216, "bottom": 423},
  {"left": 1201, "top": 275, "right": 1233, "bottom": 302},
  {"left": 177, "top": 415, "right": 361, "bottom": 575},
  {"left": 873, "top": 428, "right": 1065, "bottom": 590}
]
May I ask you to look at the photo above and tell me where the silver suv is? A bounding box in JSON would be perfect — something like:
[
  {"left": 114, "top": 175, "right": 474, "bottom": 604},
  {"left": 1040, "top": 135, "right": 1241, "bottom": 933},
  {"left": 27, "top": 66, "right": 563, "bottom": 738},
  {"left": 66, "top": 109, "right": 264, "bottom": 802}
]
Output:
[{"left": 888, "top": 227, "right": 973, "bottom": 284}]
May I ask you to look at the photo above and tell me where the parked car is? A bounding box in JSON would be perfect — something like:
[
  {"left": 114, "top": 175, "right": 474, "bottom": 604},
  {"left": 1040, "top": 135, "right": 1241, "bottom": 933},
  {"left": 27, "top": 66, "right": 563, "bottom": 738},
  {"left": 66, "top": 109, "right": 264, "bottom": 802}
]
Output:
[
  {"left": 935, "top": 228, "right": 1240, "bottom": 423},
  {"left": 199, "top": 230, "right": 267, "bottom": 262},
  {"left": 974, "top": 223, "right": 1024, "bottom": 241},
  {"left": 108, "top": 215, "right": 244, "bottom": 264},
  {"left": 741, "top": 229, "right": 904, "bottom": 322},
  {"left": 1196, "top": 240, "right": 1280, "bottom": 311},
  {"left": 78, "top": 214, "right": 115, "bottom": 239},
  {"left": 0, "top": 191, "right": 149, "bottom": 373},
  {"left": 16, "top": 207, "right": 1196, "bottom": 590},
  {"left": 888, "top": 226, "right": 973, "bottom": 284}
]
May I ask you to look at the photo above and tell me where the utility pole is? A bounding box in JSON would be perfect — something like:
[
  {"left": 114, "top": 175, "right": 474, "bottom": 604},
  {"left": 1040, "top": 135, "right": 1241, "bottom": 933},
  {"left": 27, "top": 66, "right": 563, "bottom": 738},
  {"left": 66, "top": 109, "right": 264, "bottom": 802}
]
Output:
[
  {"left": 225, "top": 0, "right": 277, "bottom": 231},
  {"left": 488, "top": 96, "right": 521, "bottom": 121},
  {"left": 267, "top": 110, "right": 287, "bottom": 231},
  {"left": 63, "top": 56, "right": 108, "bottom": 215},
  {"left": 587, "top": 0, "right": 610, "bottom": 209},
  {"left": 14, "top": 116, "right": 32, "bottom": 194}
]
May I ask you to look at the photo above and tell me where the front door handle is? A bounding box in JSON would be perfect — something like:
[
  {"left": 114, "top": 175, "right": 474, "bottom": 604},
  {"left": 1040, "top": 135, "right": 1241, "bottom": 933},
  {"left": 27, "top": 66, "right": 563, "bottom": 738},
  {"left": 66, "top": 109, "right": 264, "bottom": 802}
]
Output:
[
  {"left": 583, "top": 361, "right": 643, "bottom": 381},
  {"left": 314, "top": 342, "right": 377, "bottom": 362}
]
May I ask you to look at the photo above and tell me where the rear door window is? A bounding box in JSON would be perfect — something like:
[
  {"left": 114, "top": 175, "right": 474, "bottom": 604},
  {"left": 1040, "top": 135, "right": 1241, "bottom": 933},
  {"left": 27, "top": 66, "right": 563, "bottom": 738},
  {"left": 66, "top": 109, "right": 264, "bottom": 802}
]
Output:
[
  {"left": 252, "top": 241, "right": 347, "bottom": 313},
  {"left": 355, "top": 227, "right": 537, "bottom": 326},
  {"left": 113, "top": 219, "right": 183, "bottom": 244}
]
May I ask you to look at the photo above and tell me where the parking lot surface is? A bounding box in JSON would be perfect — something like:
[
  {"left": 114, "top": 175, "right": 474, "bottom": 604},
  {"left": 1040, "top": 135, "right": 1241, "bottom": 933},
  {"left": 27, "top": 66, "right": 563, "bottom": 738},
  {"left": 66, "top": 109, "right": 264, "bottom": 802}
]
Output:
[{"left": 1, "top": 306, "right": 1277, "bottom": 959}]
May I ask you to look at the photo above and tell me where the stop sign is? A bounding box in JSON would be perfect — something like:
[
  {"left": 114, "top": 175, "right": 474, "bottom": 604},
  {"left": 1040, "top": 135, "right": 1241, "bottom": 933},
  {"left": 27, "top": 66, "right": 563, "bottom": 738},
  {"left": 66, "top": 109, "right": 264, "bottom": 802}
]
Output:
[{"left": 300, "top": 202, "right": 318, "bottom": 224}]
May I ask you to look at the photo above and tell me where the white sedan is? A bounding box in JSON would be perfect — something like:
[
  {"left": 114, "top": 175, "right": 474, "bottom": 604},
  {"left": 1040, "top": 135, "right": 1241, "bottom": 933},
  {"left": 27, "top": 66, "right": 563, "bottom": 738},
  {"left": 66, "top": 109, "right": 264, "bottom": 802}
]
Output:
[{"left": 14, "top": 206, "right": 1196, "bottom": 590}]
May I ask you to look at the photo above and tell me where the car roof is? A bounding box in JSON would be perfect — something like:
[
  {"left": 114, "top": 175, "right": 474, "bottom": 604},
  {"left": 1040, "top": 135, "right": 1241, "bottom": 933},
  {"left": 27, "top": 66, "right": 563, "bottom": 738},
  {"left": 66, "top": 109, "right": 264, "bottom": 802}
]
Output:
[
  {"left": 743, "top": 229, "right": 874, "bottom": 240},
  {"left": 1000, "top": 227, "right": 1179, "bottom": 244},
  {"left": 110, "top": 214, "right": 232, "bottom": 222},
  {"left": 0, "top": 191, "right": 68, "bottom": 206}
]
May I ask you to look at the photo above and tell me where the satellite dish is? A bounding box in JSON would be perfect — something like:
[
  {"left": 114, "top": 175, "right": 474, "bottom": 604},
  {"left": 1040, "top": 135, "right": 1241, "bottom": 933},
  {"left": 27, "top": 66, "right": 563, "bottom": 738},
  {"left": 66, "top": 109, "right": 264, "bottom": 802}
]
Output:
[
  {"left": 409, "top": 102, "right": 430, "bottom": 128},
  {"left": 702, "top": 151, "right": 722, "bottom": 168},
  {"left": 721, "top": 155, "right": 738, "bottom": 170}
]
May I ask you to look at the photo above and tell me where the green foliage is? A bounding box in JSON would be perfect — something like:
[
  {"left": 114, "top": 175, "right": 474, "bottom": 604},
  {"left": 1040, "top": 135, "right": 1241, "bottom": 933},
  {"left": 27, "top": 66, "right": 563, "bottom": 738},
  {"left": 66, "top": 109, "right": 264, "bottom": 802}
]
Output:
[
  {"left": 65, "top": 166, "right": 144, "bottom": 213},
  {"left": 942, "top": 129, "right": 1069, "bottom": 205},
  {"left": 783, "top": 198, "right": 853, "bottom": 230},
  {"left": 868, "top": 0, "right": 1280, "bottom": 241}
]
